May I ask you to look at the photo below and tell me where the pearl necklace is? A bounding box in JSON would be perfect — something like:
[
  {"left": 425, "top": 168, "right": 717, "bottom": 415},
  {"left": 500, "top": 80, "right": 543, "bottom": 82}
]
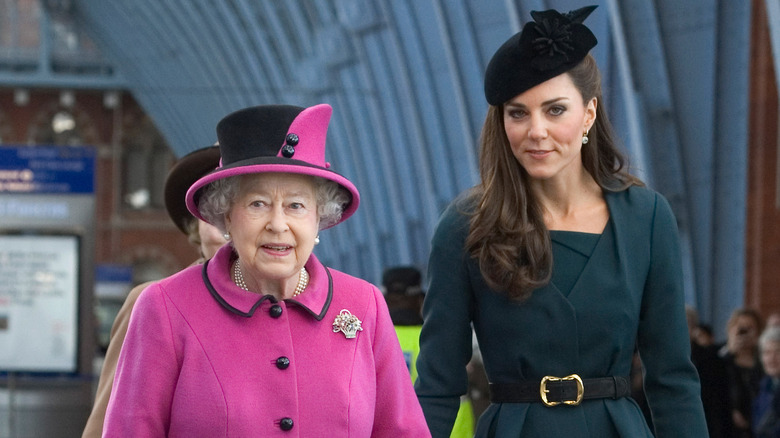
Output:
[
  {"left": 232, "top": 260, "right": 309, "bottom": 297},
  {"left": 294, "top": 268, "right": 309, "bottom": 296}
]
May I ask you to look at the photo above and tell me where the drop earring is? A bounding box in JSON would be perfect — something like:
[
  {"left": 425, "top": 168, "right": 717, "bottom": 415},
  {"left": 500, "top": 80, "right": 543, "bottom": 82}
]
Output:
[
  {"left": 582, "top": 130, "right": 589, "bottom": 145},
  {"left": 314, "top": 235, "right": 320, "bottom": 245},
  {"left": 223, "top": 232, "right": 230, "bottom": 241}
]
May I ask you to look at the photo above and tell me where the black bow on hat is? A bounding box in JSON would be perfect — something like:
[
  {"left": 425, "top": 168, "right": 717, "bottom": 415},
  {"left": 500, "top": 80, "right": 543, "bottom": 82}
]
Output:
[{"left": 484, "top": 5, "right": 598, "bottom": 106}]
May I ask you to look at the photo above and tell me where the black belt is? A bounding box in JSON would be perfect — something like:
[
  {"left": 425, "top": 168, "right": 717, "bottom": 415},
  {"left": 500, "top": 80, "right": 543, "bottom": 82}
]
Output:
[{"left": 489, "top": 375, "right": 630, "bottom": 406}]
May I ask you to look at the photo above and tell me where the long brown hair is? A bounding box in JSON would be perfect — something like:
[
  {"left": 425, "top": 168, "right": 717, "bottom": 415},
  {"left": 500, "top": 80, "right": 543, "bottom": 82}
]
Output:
[{"left": 465, "top": 54, "right": 643, "bottom": 301}]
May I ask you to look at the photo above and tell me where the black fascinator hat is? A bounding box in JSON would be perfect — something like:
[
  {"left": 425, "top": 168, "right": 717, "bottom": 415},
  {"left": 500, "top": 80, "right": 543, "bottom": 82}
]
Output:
[{"left": 484, "top": 5, "right": 598, "bottom": 106}]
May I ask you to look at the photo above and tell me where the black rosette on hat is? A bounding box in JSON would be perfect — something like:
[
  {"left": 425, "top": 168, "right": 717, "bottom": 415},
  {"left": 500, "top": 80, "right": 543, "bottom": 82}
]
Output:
[{"left": 484, "top": 5, "right": 598, "bottom": 106}]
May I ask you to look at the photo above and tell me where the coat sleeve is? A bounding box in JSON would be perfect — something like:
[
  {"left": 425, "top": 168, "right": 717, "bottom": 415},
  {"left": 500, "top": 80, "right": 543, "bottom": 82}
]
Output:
[
  {"left": 369, "top": 285, "right": 432, "bottom": 437},
  {"left": 102, "top": 283, "right": 179, "bottom": 437},
  {"left": 414, "top": 202, "right": 475, "bottom": 438},
  {"left": 636, "top": 192, "right": 709, "bottom": 437}
]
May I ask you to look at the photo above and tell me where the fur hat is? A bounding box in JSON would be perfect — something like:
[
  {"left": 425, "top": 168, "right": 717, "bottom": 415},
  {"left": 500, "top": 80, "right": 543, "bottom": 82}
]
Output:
[
  {"left": 163, "top": 145, "right": 221, "bottom": 234},
  {"left": 186, "top": 104, "right": 359, "bottom": 228},
  {"left": 484, "top": 5, "right": 598, "bottom": 106}
]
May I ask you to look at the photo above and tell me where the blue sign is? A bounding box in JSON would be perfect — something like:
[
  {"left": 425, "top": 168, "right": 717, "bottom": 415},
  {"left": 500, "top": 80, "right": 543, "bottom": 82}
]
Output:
[
  {"left": 95, "top": 263, "right": 134, "bottom": 283},
  {"left": 0, "top": 145, "right": 95, "bottom": 194}
]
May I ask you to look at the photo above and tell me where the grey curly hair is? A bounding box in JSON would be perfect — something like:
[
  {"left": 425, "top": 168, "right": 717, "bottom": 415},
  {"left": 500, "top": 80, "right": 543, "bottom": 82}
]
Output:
[{"left": 197, "top": 174, "right": 350, "bottom": 232}]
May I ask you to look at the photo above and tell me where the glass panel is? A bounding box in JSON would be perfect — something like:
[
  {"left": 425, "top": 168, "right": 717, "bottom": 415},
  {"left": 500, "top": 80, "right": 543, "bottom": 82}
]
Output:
[{"left": 121, "top": 116, "right": 173, "bottom": 211}]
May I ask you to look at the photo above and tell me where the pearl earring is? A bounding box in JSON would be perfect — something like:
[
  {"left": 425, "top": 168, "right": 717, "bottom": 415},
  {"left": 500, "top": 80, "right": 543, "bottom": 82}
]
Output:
[
  {"left": 223, "top": 232, "right": 230, "bottom": 241},
  {"left": 314, "top": 235, "right": 320, "bottom": 245},
  {"left": 582, "top": 131, "right": 589, "bottom": 145}
]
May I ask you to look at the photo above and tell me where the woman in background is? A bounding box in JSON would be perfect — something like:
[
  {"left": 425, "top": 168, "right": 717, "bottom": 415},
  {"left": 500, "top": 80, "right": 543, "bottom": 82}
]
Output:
[{"left": 82, "top": 145, "right": 225, "bottom": 438}]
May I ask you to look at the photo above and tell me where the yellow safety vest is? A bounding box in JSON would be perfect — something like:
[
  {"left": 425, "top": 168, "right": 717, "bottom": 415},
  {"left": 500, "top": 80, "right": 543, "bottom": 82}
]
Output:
[{"left": 394, "top": 325, "right": 474, "bottom": 438}]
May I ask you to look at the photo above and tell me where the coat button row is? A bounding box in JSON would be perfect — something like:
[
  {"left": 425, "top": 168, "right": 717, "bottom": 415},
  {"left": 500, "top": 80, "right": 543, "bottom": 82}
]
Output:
[
  {"left": 279, "top": 417, "right": 294, "bottom": 431},
  {"left": 276, "top": 356, "right": 290, "bottom": 369},
  {"left": 270, "top": 304, "right": 283, "bottom": 318}
]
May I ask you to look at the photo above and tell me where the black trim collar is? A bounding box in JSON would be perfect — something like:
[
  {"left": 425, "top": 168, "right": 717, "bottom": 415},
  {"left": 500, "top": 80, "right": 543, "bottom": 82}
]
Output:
[{"left": 201, "top": 259, "right": 333, "bottom": 320}]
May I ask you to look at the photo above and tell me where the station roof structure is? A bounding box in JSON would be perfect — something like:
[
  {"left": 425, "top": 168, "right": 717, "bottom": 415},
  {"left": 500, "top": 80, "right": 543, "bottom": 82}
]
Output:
[{"left": 0, "top": 0, "right": 755, "bottom": 335}]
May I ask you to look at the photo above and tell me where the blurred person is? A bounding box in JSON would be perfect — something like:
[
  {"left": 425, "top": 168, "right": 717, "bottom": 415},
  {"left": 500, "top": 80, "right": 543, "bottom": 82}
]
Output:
[
  {"left": 753, "top": 326, "right": 780, "bottom": 437},
  {"left": 687, "top": 306, "right": 733, "bottom": 437},
  {"left": 687, "top": 305, "right": 701, "bottom": 340},
  {"left": 382, "top": 266, "right": 425, "bottom": 329},
  {"left": 82, "top": 145, "right": 224, "bottom": 438},
  {"left": 381, "top": 266, "right": 478, "bottom": 438},
  {"left": 767, "top": 313, "right": 780, "bottom": 329},
  {"left": 720, "top": 308, "right": 765, "bottom": 438},
  {"left": 696, "top": 324, "right": 715, "bottom": 347},
  {"left": 414, "top": 5, "right": 707, "bottom": 437},
  {"left": 103, "top": 104, "right": 430, "bottom": 436}
]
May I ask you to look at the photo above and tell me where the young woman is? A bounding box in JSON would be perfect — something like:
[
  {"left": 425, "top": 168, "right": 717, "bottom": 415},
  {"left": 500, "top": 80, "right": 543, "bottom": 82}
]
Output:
[{"left": 414, "top": 6, "right": 708, "bottom": 437}]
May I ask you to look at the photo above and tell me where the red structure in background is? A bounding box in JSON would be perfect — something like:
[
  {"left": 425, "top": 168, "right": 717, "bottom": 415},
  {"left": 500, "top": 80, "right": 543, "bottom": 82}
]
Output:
[{"left": 746, "top": 0, "right": 780, "bottom": 316}]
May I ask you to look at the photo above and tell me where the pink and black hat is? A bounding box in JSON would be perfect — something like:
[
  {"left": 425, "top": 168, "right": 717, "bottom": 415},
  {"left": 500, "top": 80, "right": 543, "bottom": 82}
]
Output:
[{"left": 185, "top": 103, "right": 360, "bottom": 229}]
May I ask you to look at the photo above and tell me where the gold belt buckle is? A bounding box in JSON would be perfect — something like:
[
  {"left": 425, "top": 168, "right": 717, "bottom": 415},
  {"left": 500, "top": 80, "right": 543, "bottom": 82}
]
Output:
[{"left": 540, "top": 374, "right": 584, "bottom": 407}]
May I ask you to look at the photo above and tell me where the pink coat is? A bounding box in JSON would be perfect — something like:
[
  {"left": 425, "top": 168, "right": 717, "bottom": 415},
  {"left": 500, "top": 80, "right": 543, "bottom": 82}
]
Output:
[{"left": 103, "top": 245, "right": 430, "bottom": 437}]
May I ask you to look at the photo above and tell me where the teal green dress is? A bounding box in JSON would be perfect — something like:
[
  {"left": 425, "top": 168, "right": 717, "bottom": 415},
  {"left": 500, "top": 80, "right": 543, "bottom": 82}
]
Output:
[{"left": 415, "top": 186, "right": 708, "bottom": 437}]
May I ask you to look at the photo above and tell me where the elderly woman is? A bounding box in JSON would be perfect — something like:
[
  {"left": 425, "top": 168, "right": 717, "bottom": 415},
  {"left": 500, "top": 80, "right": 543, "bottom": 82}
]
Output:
[{"left": 103, "top": 104, "right": 430, "bottom": 437}]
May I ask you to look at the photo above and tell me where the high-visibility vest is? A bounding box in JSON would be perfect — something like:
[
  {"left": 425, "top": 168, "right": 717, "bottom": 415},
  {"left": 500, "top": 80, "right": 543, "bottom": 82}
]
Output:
[{"left": 394, "top": 325, "right": 475, "bottom": 438}]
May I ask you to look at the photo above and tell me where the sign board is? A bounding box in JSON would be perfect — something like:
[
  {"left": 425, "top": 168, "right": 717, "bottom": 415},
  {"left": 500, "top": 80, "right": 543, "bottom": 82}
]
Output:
[
  {"left": 0, "top": 144, "right": 95, "bottom": 374},
  {"left": 0, "top": 146, "right": 94, "bottom": 194},
  {"left": 95, "top": 264, "right": 133, "bottom": 299},
  {"left": 0, "top": 233, "right": 80, "bottom": 372}
]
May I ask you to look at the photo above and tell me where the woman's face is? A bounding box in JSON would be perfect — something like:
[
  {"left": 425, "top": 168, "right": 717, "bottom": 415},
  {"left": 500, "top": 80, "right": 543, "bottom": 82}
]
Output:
[
  {"left": 503, "top": 73, "right": 596, "bottom": 182},
  {"left": 728, "top": 315, "right": 760, "bottom": 352},
  {"left": 762, "top": 340, "right": 780, "bottom": 378},
  {"left": 198, "top": 219, "right": 226, "bottom": 260},
  {"left": 225, "top": 172, "right": 319, "bottom": 286}
]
